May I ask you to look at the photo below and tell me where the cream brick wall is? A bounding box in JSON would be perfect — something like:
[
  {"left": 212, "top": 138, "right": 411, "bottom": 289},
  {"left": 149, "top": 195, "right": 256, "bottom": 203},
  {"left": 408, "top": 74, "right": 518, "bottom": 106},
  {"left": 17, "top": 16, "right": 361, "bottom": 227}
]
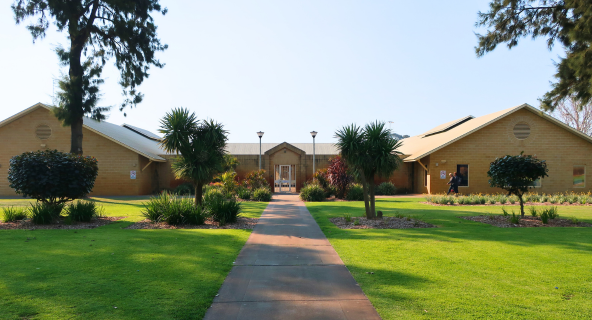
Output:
[
  {"left": 0, "top": 107, "right": 155, "bottom": 196},
  {"left": 426, "top": 108, "right": 592, "bottom": 194}
]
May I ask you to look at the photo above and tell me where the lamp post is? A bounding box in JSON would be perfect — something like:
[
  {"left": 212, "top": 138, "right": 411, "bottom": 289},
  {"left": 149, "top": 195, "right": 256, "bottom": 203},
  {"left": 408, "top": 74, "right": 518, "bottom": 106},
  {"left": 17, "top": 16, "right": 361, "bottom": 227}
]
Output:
[
  {"left": 257, "top": 131, "right": 264, "bottom": 170},
  {"left": 310, "top": 131, "right": 317, "bottom": 173}
]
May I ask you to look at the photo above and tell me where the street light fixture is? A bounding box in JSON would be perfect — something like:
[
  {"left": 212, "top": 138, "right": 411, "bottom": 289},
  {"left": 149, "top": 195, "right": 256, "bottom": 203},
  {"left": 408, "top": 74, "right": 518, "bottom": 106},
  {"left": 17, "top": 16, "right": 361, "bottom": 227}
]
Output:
[
  {"left": 257, "top": 131, "right": 264, "bottom": 170},
  {"left": 310, "top": 131, "right": 317, "bottom": 173}
]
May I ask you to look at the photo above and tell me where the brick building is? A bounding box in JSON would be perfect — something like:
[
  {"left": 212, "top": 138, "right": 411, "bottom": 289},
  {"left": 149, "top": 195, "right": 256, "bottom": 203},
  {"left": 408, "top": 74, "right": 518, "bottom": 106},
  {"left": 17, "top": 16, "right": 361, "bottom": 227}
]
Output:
[{"left": 0, "top": 103, "right": 590, "bottom": 196}]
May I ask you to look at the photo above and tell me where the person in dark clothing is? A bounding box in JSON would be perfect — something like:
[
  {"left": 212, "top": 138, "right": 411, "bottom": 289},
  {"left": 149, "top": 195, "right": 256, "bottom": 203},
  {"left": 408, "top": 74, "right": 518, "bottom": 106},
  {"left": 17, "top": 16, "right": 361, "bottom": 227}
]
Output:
[{"left": 447, "top": 172, "right": 457, "bottom": 195}]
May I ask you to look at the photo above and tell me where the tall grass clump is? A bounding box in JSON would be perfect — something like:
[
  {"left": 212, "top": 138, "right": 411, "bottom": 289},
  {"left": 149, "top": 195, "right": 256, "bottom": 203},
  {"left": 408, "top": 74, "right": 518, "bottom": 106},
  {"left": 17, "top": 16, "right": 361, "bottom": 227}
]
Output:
[
  {"left": 2, "top": 206, "right": 28, "bottom": 222},
  {"left": 29, "top": 202, "right": 64, "bottom": 224},
  {"left": 142, "top": 192, "right": 207, "bottom": 225},
  {"left": 207, "top": 196, "right": 242, "bottom": 225},
  {"left": 65, "top": 201, "right": 103, "bottom": 222}
]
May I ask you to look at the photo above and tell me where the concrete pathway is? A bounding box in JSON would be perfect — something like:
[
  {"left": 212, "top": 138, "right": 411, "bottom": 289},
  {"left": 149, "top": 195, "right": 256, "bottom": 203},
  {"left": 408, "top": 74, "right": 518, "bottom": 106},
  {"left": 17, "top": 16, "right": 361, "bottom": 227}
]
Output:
[{"left": 204, "top": 194, "right": 381, "bottom": 320}]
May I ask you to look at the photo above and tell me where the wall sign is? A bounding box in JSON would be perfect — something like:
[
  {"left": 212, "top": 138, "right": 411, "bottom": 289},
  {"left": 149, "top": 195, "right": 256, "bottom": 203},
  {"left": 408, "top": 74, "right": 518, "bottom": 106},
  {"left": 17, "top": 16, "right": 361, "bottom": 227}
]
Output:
[
  {"left": 440, "top": 170, "right": 446, "bottom": 179},
  {"left": 130, "top": 171, "right": 137, "bottom": 180}
]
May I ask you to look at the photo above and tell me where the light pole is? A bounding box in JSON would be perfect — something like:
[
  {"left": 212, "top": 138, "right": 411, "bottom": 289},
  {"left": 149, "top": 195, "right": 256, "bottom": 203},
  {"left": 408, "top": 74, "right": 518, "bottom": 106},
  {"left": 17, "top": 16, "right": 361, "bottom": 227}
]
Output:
[
  {"left": 257, "top": 131, "right": 264, "bottom": 170},
  {"left": 310, "top": 131, "right": 317, "bottom": 173}
]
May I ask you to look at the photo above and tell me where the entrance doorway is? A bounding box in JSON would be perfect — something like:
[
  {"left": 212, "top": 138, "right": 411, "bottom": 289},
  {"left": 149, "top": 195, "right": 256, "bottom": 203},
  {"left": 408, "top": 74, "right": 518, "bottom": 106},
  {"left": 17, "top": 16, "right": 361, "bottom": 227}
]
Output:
[{"left": 274, "top": 165, "right": 296, "bottom": 192}]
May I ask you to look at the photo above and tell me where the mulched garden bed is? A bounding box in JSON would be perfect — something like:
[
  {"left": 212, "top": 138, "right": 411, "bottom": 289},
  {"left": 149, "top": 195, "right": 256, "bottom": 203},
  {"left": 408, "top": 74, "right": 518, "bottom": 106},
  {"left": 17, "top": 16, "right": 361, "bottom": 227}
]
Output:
[
  {"left": 461, "top": 215, "right": 592, "bottom": 228},
  {"left": 330, "top": 217, "right": 436, "bottom": 229},
  {"left": 126, "top": 217, "right": 258, "bottom": 230},
  {"left": 0, "top": 216, "right": 125, "bottom": 230},
  {"left": 423, "top": 202, "right": 592, "bottom": 207}
]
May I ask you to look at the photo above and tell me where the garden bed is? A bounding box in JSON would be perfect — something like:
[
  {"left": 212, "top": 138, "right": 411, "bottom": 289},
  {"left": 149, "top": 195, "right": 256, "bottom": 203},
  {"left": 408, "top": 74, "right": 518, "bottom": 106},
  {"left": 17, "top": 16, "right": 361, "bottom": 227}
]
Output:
[
  {"left": 423, "top": 201, "right": 592, "bottom": 206},
  {"left": 0, "top": 216, "right": 125, "bottom": 230},
  {"left": 461, "top": 215, "right": 592, "bottom": 228},
  {"left": 126, "top": 217, "right": 258, "bottom": 229},
  {"left": 330, "top": 216, "right": 436, "bottom": 229}
]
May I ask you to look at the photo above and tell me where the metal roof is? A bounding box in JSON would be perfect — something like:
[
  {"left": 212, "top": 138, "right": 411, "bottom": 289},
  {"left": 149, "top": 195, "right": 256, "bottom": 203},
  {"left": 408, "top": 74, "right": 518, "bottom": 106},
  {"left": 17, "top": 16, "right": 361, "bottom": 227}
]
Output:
[
  {"left": 226, "top": 143, "right": 339, "bottom": 155},
  {"left": 398, "top": 103, "right": 592, "bottom": 161},
  {"left": 83, "top": 117, "right": 166, "bottom": 161}
]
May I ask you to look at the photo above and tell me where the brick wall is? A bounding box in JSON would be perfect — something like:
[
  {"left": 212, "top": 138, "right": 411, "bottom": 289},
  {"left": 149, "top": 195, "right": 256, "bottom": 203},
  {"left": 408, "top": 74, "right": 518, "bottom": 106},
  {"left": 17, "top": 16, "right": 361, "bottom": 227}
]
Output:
[
  {"left": 0, "top": 107, "right": 156, "bottom": 196},
  {"left": 426, "top": 108, "right": 592, "bottom": 194}
]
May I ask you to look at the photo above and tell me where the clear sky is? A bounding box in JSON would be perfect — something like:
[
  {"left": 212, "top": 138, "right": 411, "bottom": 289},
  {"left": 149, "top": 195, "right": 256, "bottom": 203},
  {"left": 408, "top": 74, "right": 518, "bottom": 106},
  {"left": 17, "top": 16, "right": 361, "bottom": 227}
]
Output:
[{"left": 1, "top": 0, "right": 563, "bottom": 143}]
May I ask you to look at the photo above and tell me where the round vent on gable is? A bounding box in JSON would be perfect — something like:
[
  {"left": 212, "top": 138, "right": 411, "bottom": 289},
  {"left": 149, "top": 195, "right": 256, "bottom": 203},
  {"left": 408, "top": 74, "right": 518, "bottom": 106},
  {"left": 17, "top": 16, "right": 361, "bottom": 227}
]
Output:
[
  {"left": 513, "top": 122, "right": 530, "bottom": 140},
  {"left": 36, "top": 125, "right": 52, "bottom": 140}
]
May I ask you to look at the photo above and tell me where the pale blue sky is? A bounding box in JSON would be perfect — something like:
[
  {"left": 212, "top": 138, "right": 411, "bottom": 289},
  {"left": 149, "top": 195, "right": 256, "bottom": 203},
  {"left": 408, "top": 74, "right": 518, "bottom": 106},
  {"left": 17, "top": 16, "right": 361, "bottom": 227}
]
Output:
[{"left": 1, "top": 0, "right": 562, "bottom": 143}]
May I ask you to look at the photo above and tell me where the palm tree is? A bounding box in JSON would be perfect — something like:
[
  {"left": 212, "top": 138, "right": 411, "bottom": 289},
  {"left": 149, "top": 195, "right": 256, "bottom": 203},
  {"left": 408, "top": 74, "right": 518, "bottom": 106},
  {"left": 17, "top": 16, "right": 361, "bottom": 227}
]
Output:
[
  {"left": 335, "top": 121, "right": 403, "bottom": 219},
  {"left": 159, "top": 108, "right": 228, "bottom": 206}
]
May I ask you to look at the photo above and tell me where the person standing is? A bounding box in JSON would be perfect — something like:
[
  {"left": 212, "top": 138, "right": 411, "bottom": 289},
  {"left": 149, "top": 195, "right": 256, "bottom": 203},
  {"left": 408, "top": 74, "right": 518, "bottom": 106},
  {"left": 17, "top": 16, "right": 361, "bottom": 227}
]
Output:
[{"left": 447, "top": 172, "right": 457, "bottom": 195}]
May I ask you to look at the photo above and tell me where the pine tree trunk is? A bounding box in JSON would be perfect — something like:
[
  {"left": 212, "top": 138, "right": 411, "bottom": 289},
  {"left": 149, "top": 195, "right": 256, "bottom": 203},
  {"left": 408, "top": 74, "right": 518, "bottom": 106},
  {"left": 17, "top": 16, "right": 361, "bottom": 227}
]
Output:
[
  {"left": 195, "top": 183, "right": 203, "bottom": 207},
  {"left": 68, "top": 28, "right": 85, "bottom": 155}
]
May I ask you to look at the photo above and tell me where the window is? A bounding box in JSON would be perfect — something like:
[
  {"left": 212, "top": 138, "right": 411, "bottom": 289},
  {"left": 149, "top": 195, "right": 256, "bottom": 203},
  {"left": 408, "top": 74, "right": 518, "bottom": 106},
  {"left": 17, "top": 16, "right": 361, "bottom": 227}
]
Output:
[
  {"left": 574, "top": 165, "right": 586, "bottom": 188},
  {"left": 424, "top": 169, "right": 428, "bottom": 187},
  {"left": 456, "top": 164, "right": 469, "bottom": 187},
  {"left": 529, "top": 178, "right": 541, "bottom": 188}
]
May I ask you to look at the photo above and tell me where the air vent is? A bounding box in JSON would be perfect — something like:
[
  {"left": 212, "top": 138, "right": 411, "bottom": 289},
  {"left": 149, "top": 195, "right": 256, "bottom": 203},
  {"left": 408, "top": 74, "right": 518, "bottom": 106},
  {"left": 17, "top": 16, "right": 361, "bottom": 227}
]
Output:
[
  {"left": 513, "top": 123, "right": 530, "bottom": 140},
  {"left": 36, "top": 125, "right": 52, "bottom": 140}
]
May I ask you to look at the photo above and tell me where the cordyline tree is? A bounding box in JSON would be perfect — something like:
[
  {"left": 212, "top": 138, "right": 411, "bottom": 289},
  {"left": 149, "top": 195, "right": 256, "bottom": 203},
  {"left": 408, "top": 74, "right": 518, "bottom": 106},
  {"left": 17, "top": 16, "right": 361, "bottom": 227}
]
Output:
[
  {"left": 335, "top": 122, "right": 403, "bottom": 219},
  {"left": 12, "top": 0, "right": 168, "bottom": 154},
  {"left": 326, "top": 155, "right": 352, "bottom": 199},
  {"left": 159, "top": 108, "right": 228, "bottom": 206},
  {"left": 487, "top": 152, "right": 549, "bottom": 217},
  {"left": 475, "top": 1, "right": 592, "bottom": 111}
]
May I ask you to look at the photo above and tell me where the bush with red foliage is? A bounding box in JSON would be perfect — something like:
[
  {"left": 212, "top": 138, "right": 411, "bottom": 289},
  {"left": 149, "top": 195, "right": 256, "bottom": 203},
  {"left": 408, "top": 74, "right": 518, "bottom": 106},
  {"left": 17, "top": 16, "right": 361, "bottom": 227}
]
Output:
[{"left": 327, "top": 156, "right": 352, "bottom": 199}]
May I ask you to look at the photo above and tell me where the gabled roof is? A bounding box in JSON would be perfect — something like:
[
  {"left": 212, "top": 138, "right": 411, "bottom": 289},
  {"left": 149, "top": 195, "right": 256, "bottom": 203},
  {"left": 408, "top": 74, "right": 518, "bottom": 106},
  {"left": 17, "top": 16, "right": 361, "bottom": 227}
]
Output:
[
  {"left": 226, "top": 143, "right": 338, "bottom": 155},
  {"left": 0, "top": 103, "right": 166, "bottom": 162},
  {"left": 398, "top": 103, "right": 592, "bottom": 162}
]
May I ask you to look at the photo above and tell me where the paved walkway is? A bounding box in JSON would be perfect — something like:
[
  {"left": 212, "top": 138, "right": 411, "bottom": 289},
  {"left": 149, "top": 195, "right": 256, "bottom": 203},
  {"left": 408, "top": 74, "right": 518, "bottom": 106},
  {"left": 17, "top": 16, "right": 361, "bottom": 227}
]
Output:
[{"left": 204, "top": 194, "right": 381, "bottom": 320}]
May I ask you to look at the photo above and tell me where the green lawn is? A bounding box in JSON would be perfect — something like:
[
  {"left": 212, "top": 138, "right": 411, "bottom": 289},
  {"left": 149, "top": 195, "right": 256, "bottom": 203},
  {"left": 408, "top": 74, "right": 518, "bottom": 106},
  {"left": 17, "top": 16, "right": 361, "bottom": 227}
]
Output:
[
  {"left": 306, "top": 198, "right": 592, "bottom": 319},
  {"left": 0, "top": 198, "right": 268, "bottom": 320}
]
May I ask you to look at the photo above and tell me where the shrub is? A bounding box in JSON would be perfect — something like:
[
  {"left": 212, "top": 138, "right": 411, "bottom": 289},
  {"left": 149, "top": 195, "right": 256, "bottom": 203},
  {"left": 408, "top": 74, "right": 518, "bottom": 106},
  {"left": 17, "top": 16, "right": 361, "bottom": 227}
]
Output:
[
  {"left": 209, "top": 197, "right": 241, "bottom": 225},
  {"left": 501, "top": 207, "right": 509, "bottom": 217},
  {"left": 221, "top": 171, "right": 238, "bottom": 196},
  {"left": 66, "top": 200, "right": 103, "bottom": 222},
  {"left": 236, "top": 186, "right": 251, "bottom": 200},
  {"left": 29, "top": 202, "right": 64, "bottom": 224},
  {"left": 346, "top": 184, "right": 364, "bottom": 201},
  {"left": 377, "top": 182, "right": 397, "bottom": 196},
  {"left": 203, "top": 188, "right": 226, "bottom": 206},
  {"left": 2, "top": 207, "right": 28, "bottom": 222},
  {"left": 509, "top": 211, "right": 521, "bottom": 224},
  {"left": 343, "top": 212, "right": 352, "bottom": 223},
  {"left": 8, "top": 150, "right": 98, "bottom": 205},
  {"left": 141, "top": 192, "right": 207, "bottom": 225},
  {"left": 300, "top": 184, "right": 326, "bottom": 202},
  {"left": 252, "top": 188, "right": 272, "bottom": 202},
  {"left": 540, "top": 210, "right": 549, "bottom": 224},
  {"left": 244, "top": 170, "right": 270, "bottom": 190},
  {"left": 174, "top": 183, "right": 194, "bottom": 195},
  {"left": 326, "top": 156, "right": 352, "bottom": 199},
  {"left": 528, "top": 206, "right": 538, "bottom": 217},
  {"left": 547, "top": 206, "right": 559, "bottom": 219}
]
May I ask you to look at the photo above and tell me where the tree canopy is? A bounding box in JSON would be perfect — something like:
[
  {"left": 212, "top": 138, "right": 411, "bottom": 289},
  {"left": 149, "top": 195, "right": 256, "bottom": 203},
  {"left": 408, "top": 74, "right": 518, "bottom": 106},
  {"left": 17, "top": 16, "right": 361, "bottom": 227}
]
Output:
[
  {"left": 12, "top": 0, "right": 167, "bottom": 154},
  {"left": 487, "top": 152, "right": 549, "bottom": 216},
  {"left": 475, "top": 1, "right": 592, "bottom": 111},
  {"left": 335, "top": 122, "right": 402, "bottom": 218},
  {"left": 159, "top": 108, "right": 228, "bottom": 206}
]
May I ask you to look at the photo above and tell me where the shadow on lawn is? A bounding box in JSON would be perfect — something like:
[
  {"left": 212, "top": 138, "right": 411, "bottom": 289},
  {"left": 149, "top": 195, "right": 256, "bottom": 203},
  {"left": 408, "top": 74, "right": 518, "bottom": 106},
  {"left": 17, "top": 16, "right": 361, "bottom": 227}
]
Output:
[
  {"left": 0, "top": 228, "right": 249, "bottom": 319},
  {"left": 308, "top": 202, "right": 592, "bottom": 253}
]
